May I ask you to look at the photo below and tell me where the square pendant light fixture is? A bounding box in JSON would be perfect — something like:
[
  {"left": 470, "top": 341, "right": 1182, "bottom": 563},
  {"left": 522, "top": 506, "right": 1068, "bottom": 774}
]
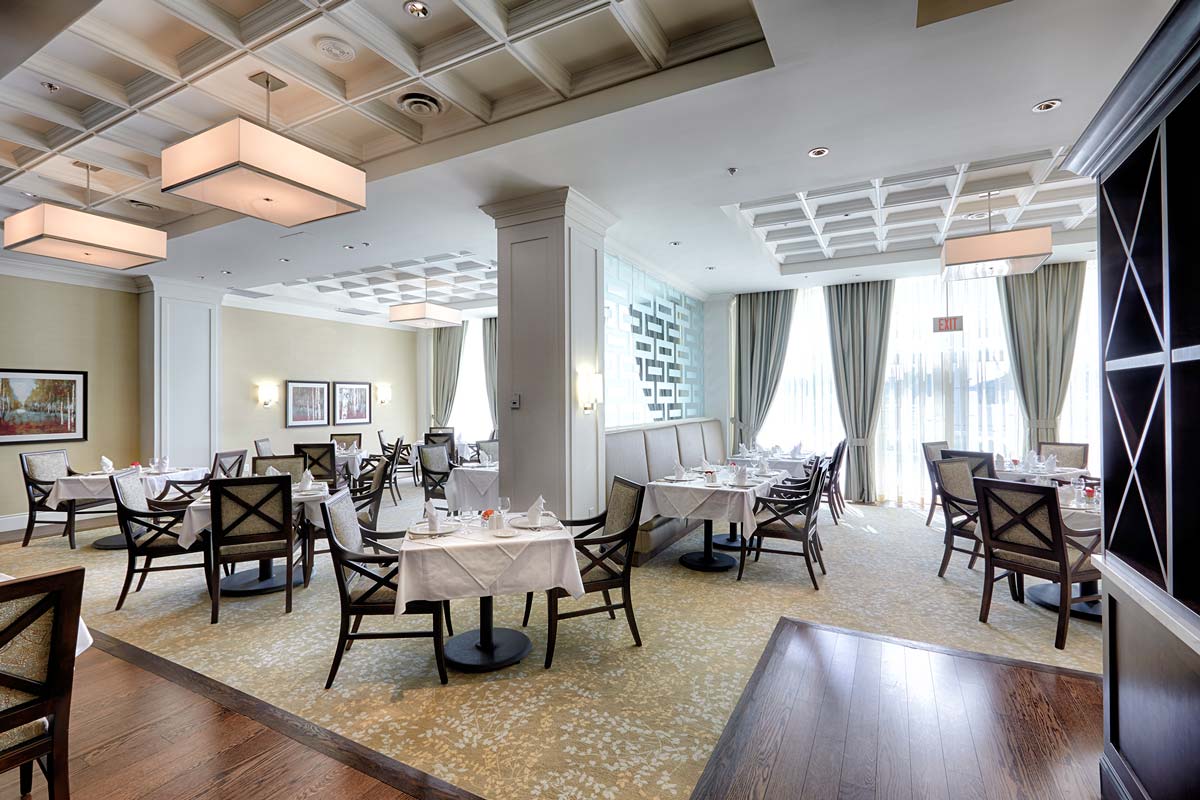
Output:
[
  {"left": 160, "top": 73, "right": 366, "bottom": 228},
  {"left": 3, "top": 203, "right": 167, "bottom": 269},
  {"left": 388, "top": 301, "right": 462, "bottom": 329},
  {"left": 941, "top": 226, "right": 1053, "bottom": 280}
]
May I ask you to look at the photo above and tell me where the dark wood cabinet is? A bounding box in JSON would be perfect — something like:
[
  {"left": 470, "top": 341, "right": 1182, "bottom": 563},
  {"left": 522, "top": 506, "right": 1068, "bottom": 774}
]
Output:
[{"left": 1065, "top": 1, "right": 1200, "bottom": 797}]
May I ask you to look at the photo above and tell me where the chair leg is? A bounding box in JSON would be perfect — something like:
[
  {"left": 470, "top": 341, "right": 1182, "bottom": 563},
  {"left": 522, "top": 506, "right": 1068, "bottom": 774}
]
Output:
[
  {"left": 135, "top": 557, "right": 152, "bottom": 592},
  {"left": 19, "top": 760, "right": 31, "bottom": 796},
  {"left": 388, "top": 480, "right": 398, "bottom": 506},
  {"left": 802, "top": 544, "right": 820, "bottom": 590},
  {"left": 937, "top": 530, "right": 955, "bottom": 578},
  {"left": 544, "top": 593, "right": 559, "bottom": 670},
  {"left": 755, "top": 534, "right": 764, "bottom": 562},
  {"left": 21, "top": 513, "right": 35, "bottom": 547},
  {"left": 210, "top": 562, "right": 221, "bottom": 624},
  {"left": 325, "top": 617, "right": 350, "bottom": 689},
  {"left": 602, "top": 589, "right": 616, "bottom": 619},
  {"left": 737, "top": 534, "right": 748, "bottom": 581},
  {"left": 812, "top": 534, "right": 827, "bottom": 575},
  {"left": 968, "top": 539, "right": 981, "bottom": 570},
  {"left": 522, "top": 591, "right": 533, "bottom": 627},
  {"left": 345, "top": 615, "right": 363, "bottom": 651},
  {"left": 203, "top": 550, "right": 215, "bottom": 600},
  {"left": 1016, "top": 573, "right": 1025, "bottom": 603},
  {"left": 1054, "top": 581, "right": 1071, "bottom": 650},
  {"left": 623, "top": 586, "right": 642, "bottom": 647},
  {"left": 925, "top": 496, "right": 938, "bottom": 526},
  {"left": 46, "top": 752, "right": 68, "bottom": 800},
  {"left": 115, "top": 551, "right": 137, "bottom": 611},
  {"left": 442, "top": 600, "right": 453, "bottom": 636},
  {"left": 979, "top": 562, "right": 995, "bottom": 623},
  {"left": 1007, "top": 572, "right": 1020, "bottom": 601},
  {"left": 433, "top": 606, "right": 448, "bottom": 685},
  {"left": 285, "top": 554, "right": 294, "bottom": 614},
  {"left": 65, "top": 501, "right": 77, "bottom": 549}
]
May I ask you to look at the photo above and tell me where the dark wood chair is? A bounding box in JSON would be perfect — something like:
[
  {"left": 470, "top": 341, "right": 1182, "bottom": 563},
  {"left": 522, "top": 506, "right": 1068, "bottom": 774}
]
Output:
[
  {"left": 931, "top": 458, "right": 983, "bottom": 577},
  {"left": 424, "top": 430, "right": 456, "bottom": 463},
  {"left": 417, "top": 444, "right": 453, "bottom": 509},
  {"left": 939, "top": 449, "right": 997, "bottom": 479},
  {"left": 1037, "top": 441, "right": 1090, "bottom": 470},
  {"left": 743, "top": 462, "right": 828, "bottom": 589},
  {"left": 158, "top": 449, "right": 249, "bottom": 502},
  {"left": 294, "top": 442, "right": 346, "bottom": 489},
  {"left": 253, "top": 438, "right": 273, "bottom": 457},
  {"left": 0, "top": 566, "right": 84, "bottom": 800},
  {"left": 921, "top": 440, "right": 950, "bottom": 526},
  {"left": 974, "top": 478, "right": 1102, "bottom": 649},
  {"left": 251, "top": 454, "right": 307, "bottom": 477},
  {"left": 18, "top": 449, "right": 112, "bottom": 549},
  {"left": 818, "top": 441, "right": 846, "bottom": 524},
  {"left": 521, "top": 476, "right": 646, "bottom": 669},
  {"left": 330, "top": 433, "right": 362, "bottom": 450},
  {"left": 207, "top": 476, "right": 308, "bottom": 624},
  {"left": 109, "top": 468, "right": 209, "bottom": 611},
  {"left": 351, "top": 451, "right": 392, "bottom": 531},
  {"left": 320, "top": 490, "right": 449, "bottom": 688}
]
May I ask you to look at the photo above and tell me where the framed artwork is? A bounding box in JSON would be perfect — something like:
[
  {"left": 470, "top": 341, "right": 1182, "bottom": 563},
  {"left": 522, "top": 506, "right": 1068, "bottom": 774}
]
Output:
[
  {"left": 285, "top": 380, "right": 329, "bottom": 428},
  {"left": 0, "top": 369, "right": 87, "bottom": 445},
  {"left": 333, "top": 381, "right": 371, "bottom": 426}
]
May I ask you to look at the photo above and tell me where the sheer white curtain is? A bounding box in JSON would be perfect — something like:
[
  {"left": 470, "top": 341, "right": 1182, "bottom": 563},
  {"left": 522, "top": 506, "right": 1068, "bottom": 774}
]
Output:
[
  {"left": 1058, "top": 263, "right": 1101, "bottom": 473},
  {"left": 755, "top": 287, "right": 845, "bottom": 456},
  {"left": 447, "top": 323, "right": 493, "bottom": 443}
]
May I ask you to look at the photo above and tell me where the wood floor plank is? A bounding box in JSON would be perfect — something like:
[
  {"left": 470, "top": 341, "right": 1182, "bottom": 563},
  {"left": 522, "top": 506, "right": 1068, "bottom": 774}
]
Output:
[{"left": 691, "top": 619, "right": 1103, "bottom": 800}]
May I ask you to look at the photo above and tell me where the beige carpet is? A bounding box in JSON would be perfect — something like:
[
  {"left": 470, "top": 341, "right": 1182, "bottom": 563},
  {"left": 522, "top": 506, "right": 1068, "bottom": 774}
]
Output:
[{"left": 0, "top": 500, "right": 1100, "bottom": 800}]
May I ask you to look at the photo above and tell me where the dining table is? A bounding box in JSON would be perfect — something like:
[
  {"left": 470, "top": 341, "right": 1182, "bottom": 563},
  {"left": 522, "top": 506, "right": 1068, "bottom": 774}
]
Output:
[
  {"left": 178, "top": 482, "right": 332, "bottom": 596},
  {"left": 444, "top": 464, "right": 500, "bottom": 513},
  {"left": 995, "top": 465, "right": 1089, "bottom": 483},
  {"left": 393, "top": 515, "right": 584, "bottom": 672},
  {"left": 335, "top": 450, "right": 366, "bottom": 479},
  {"left": 643, "top": 467, "right": 788, "bottom": 571},
  {"left": 1025, "top": 486, "right": 1105, "bottom": 621},
  {"left": 42, "top": 466, "right": 210, "bottom": 551}
]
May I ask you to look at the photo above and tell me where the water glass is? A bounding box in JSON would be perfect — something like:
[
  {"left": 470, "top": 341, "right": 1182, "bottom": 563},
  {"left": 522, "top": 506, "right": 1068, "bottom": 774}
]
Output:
[
  {"left": 149, "top": 457, "right": 160, "bottom": 472},
  {"left": 498, "top": 496, "right": 511, "bottom": 515}
]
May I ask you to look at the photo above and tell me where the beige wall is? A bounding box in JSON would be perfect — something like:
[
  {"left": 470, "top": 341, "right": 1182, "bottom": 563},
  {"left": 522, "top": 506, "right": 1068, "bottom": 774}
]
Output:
[
  {"left": 220, "top": 306, "right": 419, "bottom": 459},
  {"left": 0, "top": 275, "right": 141, "bottom": 517}
]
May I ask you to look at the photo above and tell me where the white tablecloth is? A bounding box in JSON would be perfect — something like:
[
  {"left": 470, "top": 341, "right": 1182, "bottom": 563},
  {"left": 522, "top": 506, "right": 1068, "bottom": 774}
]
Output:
[
  {"left": 44, "top": 467, "right": 208, "bottom": 509},
  {"left": 445, "top": 466, "right": 500, "bottom": 512},
  {"left": 336, "top": 451, "right": 365, "bottom": 479},
  {"left": 393, "top": 523, "right": 585, "bottom": 612},
  {"left": 642, "top": 470, "right": 786, "bottom": 527},
  {"left": 1058, "top": 487, "right": 1102, "bottom": 531},
  {"left": 996, "top": 466, "right": 1089, "bottom": 483},
  {"left": 179, "top": 486, "right": 332, "bottom": 549},
  {"left": 0, "top": 573, "right": 92, "bottom": 656}
]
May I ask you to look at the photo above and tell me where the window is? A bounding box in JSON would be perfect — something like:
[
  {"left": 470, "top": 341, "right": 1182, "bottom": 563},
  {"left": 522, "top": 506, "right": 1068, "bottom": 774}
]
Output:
[
  {"left": 1058, "top": 263, "right": 1102, "bottom": 473},
  {"left": 447, "top": 323, "right": 493, "bottom": 444}
]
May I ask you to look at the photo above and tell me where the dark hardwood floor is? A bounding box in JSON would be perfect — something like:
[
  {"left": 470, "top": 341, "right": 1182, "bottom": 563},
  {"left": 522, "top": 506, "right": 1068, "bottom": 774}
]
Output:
[
  {"left": 0, "top": 643, "right": 428, "bottom": 800},
  {"left": 690, "top": 618, "right": 1104, "bottom": 800}
]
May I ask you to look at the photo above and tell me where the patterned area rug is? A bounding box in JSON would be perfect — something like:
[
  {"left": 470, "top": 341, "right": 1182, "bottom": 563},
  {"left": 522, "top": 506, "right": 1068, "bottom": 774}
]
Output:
[{"left": 0, "top": 502, "right": 1100, "bottom": 800}]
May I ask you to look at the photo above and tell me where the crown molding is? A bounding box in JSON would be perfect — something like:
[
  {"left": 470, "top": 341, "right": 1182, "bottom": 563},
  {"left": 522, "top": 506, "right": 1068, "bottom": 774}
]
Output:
[
  {"left": 480, "top": 186, "right": 619, "bottom": 234},
  {"left": 0, "top": 254, "right": 139, "bottom": 293}
]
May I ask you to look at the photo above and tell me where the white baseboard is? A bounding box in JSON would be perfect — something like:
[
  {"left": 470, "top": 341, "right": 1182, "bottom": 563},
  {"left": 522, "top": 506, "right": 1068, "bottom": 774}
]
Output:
[{"left": 0, "top": 512, "right": 116, "bottom": 533}]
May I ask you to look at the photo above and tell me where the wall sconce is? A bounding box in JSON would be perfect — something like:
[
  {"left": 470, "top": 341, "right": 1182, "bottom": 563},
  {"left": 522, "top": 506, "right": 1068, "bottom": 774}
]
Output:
[
  {"left": 257, "top": 382, "right": 279, "bottom": 408},
  {"left": 577, "top": 369, "right": 604, "bottom": 415},
  {"left": 377, "top": 382, "right": 392, "bottom": 405}
]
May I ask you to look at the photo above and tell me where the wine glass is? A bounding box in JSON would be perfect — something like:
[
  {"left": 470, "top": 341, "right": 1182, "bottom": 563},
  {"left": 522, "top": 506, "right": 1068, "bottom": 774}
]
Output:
[
  {"left": 498, "top": 496, "right": 511, "bottom": 521},
  {"left": 149, "top": 456, "right": 160, "bottom": 473}
]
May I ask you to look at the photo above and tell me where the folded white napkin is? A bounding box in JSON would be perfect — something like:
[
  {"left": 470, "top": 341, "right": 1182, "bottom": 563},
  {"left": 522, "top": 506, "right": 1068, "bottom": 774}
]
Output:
[
  {"left": 265, "top": 466, "right": 281, "bottom": 476},
  {"left": 791, "top": 443, "right": 803, "bottom": 457},
  {"left": 297, "top": 469, "right": 314, "bottom": 491},
  {"left": 700, "top": 457, "right": 711, "bottom": 470},
  {"left": 424, "top": 500, "right": 440, "bottom": 532},
  {"left": 757, "top": 457, "right": 769, "bottom": 473},
  {"left": 771, "top": 445, "right": 782, "bottom": 457},
  {"left": 738, "top": 443, "right": 750, "bottom": 456},
  {"left": 734, "top": 465, "right": 749, "bottom": 485},
  {"left": 480, "top": 450, "right": 492, "bottom": 466},
  {"left": 673, "top": 461, "right": 686, "bottom": 480},
  {"left": 100, "top": 456, "right": 113, "bottom": 474},
  {"left": 1044, "top": 454, "right": 1058, "bottom": 470},
  {"left": 527, "top": 495, "right": 545, "bottom": 527}
]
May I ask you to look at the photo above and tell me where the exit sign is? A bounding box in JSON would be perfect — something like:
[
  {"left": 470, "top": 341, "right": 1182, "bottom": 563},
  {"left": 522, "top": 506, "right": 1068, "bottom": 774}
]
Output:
[{"left": 933, "top": 315, "right": 963, "bottom": 333}]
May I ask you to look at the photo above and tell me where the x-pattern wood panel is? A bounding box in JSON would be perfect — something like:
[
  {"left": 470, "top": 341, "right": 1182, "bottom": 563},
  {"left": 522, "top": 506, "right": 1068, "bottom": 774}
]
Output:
[
  {"left": 0, "top": 0, "right": 763, "bottom": 227},
  {"left": 736, "top": 146, "right": 1098, "bottom": 268}
]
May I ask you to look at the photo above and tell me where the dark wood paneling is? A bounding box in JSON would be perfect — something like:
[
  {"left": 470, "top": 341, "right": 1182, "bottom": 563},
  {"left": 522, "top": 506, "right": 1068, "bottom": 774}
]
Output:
[{"left": 690, "top": 618, "right": 1102, "bottom": 800}]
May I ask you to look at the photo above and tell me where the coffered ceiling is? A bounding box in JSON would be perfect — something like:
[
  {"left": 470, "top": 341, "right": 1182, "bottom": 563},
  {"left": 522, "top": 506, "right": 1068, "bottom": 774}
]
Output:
[
  {"left": 734, "top": 146, "right": 1098, "bottom": 272},
  {"left": 0, "top": 0, "right": 763, "bottom": 228}
]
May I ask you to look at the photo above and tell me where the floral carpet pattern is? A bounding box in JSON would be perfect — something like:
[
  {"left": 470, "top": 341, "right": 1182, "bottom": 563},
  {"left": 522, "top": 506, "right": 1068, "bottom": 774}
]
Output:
[{"left": 0, "top": 502, "right": 1100, "bottom": 800}]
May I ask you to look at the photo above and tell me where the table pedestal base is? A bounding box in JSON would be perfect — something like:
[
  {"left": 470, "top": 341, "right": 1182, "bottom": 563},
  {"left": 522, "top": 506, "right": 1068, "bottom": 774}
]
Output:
[
  {"left": 1027, "top": 580, "right": 1103, "bottom": 621},
  {"left": 92, "top": 533, "right": 130, "bottom": 550},
  {"left": 711, "top": 524, "right": 741, "bottom": 552},
  {"left": 680, "top": 521, "right": 736, "bottom": 572},
  {"left": 445, "top": 596, "right": 531, "bottom": 672},
  {"left": 219, "top": 561, "right": 302, "bottom": 596}
]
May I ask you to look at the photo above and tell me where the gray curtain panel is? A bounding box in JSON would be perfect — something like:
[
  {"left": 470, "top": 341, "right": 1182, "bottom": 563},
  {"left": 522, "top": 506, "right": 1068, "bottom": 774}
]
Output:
[
  {"left": 824, "top": 279, "right": 895, "bottom": 503},
  {"left": 481, "top": 316, "right": 498, "bottom": 433},
  {"left": 997, "top": 261, "right": 1087, "bottom": 449},
  {"left": 431, "top": 322, "right": 467, "bottom": 428},
  {"left": 734, "top": 289, "right": 797, "bottom": 448}
]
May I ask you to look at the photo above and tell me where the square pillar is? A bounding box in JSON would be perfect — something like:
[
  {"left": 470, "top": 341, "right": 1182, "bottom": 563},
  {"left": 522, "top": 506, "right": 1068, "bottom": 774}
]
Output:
[{"left": 481, "top": 188, "right": 615, "bottom": 518}]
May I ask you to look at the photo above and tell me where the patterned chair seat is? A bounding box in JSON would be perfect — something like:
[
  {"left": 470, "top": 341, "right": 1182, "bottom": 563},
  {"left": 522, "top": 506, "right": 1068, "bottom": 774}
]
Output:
[{"left": 219, "top": 538, "right": 300, "bottom": 558}]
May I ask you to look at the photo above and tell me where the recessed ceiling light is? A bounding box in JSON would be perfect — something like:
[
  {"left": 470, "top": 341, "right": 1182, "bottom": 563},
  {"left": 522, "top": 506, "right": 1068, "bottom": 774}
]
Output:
[
  {"left": 669, "top": 241, "right": 681, "bottom": 246},
  {"left": 1032, "top": 98, "right": 1062, "bottom": 113},
  {"left": 279, "top": 257, "right": 291, "bottom": 263},
  {"left": 197, "top": 275, "right": 206, "bottom": 280},
  {"left": 40, "top": 81, "right": 60, "bottom": 93},
  {"left": 726, "top": 167, "right": 738, "bottom": 175},
  {"left": 404, "top": 1, "right": 429, "bottom": 18},
  {"left": 360, "top": 242, "right": 370, "bottom": 247},
  {"left": 343, "top": 244, "right": 355, "bottom": 250},
  {"left": 220, "top": 269, "right": 232, "bottom": 275},
  {"left": 20, "top": 191, "right": 36, "bottom": 199},
  {"left": 127, "top": 199, "right": 158, "bottom": 211},
  {"left": 808, "top": 146, "right": 830, "bottom": 158},
  {"left": 964, "top": 211, "right": 995, "bottom": 221},
  {"left": 705, "top": 266, "right": 716, "bottom": 271}
]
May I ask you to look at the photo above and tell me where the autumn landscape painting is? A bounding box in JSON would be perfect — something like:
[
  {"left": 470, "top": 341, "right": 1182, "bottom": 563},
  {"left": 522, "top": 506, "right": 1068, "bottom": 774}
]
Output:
[{"left": 0, "top": 370, "right": 87, "bottom": 444}]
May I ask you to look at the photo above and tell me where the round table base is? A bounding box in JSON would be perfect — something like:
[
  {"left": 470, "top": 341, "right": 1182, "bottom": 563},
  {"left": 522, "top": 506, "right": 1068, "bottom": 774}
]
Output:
[
  {"left": 711, "top": 534, "right": 743, "bottom": 552},
  {"left": 219, "top": 564, "right": 303, "bottom": 596},
  {"left": 1027, "top": 583, "right": 1103, "bottom": 622},
  {"left": 679, "top": 551, "right": 736, "bottom": 572},
  {"left": 92, "top": 533, "right": 130, "bottom": 550},
  {"left": 444, "top": 628, "right": 532, "bottom": 672}
]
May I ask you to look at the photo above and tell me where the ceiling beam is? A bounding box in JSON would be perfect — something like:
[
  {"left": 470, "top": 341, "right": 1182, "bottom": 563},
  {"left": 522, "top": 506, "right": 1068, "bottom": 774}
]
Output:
[
  {"left": 327, "top": 5, "right": 420, "bottom": 75},
  {"left": 609, "top": 0, "right": 668, "bottom": 69},
  {"left": 152, "top": 0, "right": 243, "bottom": 47},
  {"left": 0, "top": 86, "right": 84, "bottom": 130},
  {"left": 23, "top": 55, "right": 130, "bottom": 108},
  {"left": 451, "top": 0, "right": 510, "bottom": 42},
  {"left": 509, "top": 39, "right": 571, "bottom": 97},
  {"left": 72, "top": 16, "right": 181, "bottom": 80},
  {"left": 0, "top": 120, "right": 50, "bottom": 152},
  {"left": 425, "top": 71, "right": 492, "bottom": 123}
]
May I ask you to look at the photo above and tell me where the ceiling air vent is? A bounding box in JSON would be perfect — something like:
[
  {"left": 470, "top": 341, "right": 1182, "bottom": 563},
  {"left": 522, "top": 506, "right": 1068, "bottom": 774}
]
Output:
[
  {"left": 397, "top": 92, "right": 444, "bottom": 117},
  {"left": 337, "top": 307, "right": 378, "bottom": 316}
]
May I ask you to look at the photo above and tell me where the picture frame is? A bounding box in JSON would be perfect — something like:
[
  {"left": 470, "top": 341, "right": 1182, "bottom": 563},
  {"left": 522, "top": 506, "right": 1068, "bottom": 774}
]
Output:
[
  {"left": 333, "top": 381, "right": 372, "bottom": 426},
  {"left": 0, "top": 369, "right": 87, "bottom": 445},
  {"left": 285, "top": 380, "right": 329, "bottom": 428}
]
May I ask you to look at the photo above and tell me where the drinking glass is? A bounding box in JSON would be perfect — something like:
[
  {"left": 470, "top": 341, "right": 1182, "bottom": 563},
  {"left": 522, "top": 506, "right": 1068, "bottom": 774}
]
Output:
[
  {"left": 462, "top": 505, "right": 476, "bottom": 524},
  {"left": 498, "top": 496, "right": 511, "bottom": 515},
  {"left": 149, "top": 457, "right": 160, "bottom": 472},
  {"left": 161, "top": 455, "right": 170, "bottom": 471}
]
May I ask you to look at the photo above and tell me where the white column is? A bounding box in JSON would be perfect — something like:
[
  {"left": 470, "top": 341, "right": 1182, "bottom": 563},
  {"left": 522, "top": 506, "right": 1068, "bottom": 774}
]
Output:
[
  {"left": 481, "top": 188, "right": 614, "bottom": 518},
  {"left": 137, "top": 277, "right": 223, "bottom": 467}
]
